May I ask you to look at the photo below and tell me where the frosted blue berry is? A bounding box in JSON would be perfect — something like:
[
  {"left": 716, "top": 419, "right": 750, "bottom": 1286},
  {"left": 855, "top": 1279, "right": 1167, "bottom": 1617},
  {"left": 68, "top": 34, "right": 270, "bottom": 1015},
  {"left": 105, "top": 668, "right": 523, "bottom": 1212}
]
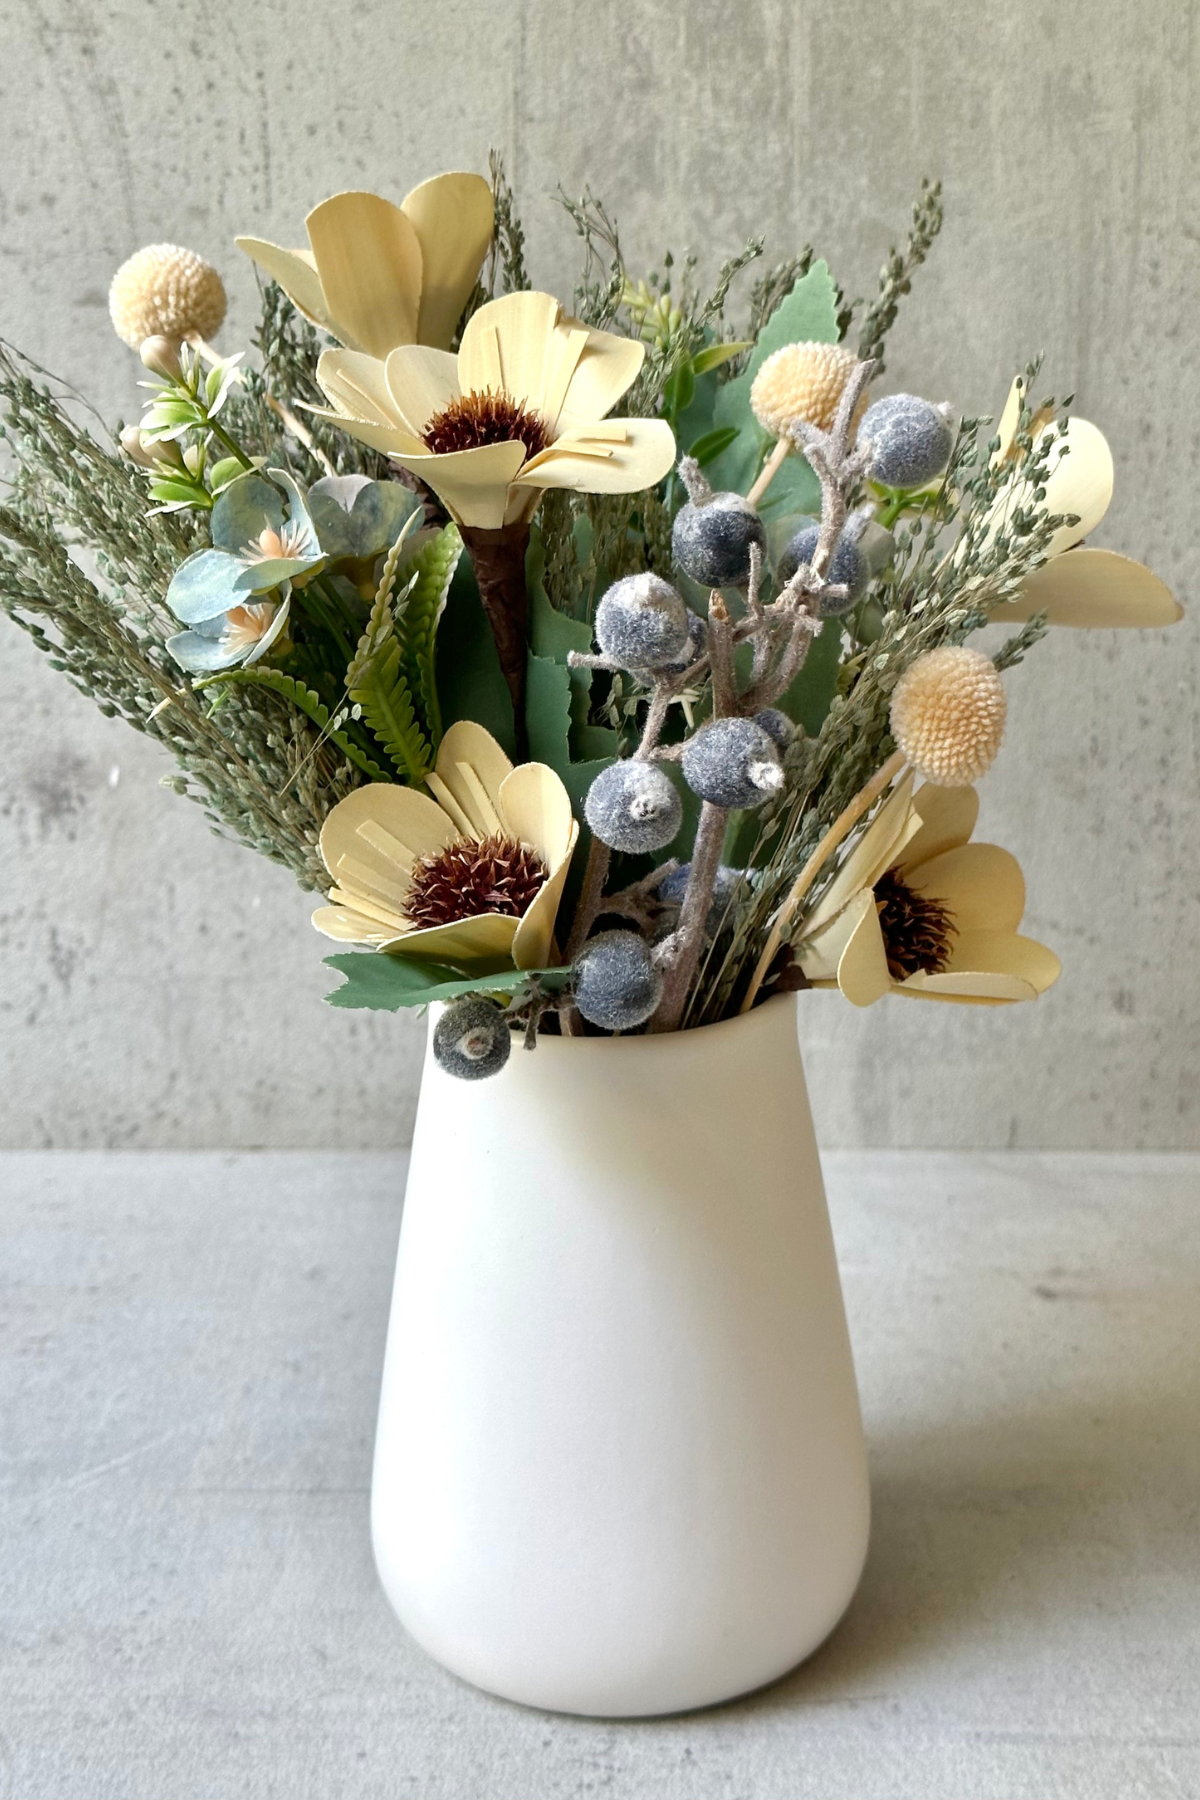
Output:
[
  {"left": 594, "top": 572, "right": 690, "bottom": 670},
  {"left": 433, "top": 997, "right": 512, "bottom": 1081},
  {"left": 776, "top": 523, "right": 867, "bottom": 615},
  {"left": 584, "top": 759, "right": 682, "bottom": 854},
  {"left": 681, "top": 717, "right": 784, "bottom": 810},
  {"left": 752, "top": 707, "right": 796, "bottom": 751},
  {"left": 574, "top": 930, "right": 663, "bottom": 1031},
  {"left": 859, "top": 394, "right": 954, "bottom": 490},
  {"left": 672, "top": 461, "right": 766, "bottom": 588}
]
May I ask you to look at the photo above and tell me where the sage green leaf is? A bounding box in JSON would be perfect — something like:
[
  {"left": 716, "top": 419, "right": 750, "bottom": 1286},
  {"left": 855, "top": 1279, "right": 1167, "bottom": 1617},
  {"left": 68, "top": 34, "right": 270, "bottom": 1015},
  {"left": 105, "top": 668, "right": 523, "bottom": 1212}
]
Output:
[
  {"left": 435, "top": 553, "right": 516, "bottom": 756},
  {"left": 308, "top": 475, "right": 422, "bottom": 562},
  {"left": 776, "top": 615, "right": 843, "bottom": 734},
  {"left": 323, "top": 953, "right": 571, "bottom": 1011},
  {"left": 690, "top": 340, "right": 753, "bottom": 375},
  {"left": 686, "top": 424, "right": 740, "bottom": 469}
]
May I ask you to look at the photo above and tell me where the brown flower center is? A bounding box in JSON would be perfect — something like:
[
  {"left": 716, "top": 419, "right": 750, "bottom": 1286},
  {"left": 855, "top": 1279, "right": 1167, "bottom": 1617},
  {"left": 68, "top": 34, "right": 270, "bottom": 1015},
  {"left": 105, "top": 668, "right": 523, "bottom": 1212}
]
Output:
[
  {"left": 423, "top": 389, "right": 550, "bottom": 460},
  {"left": 405, "top": 832, "right": 548, "bottom": 930},
  {"left": 875, "top": 868, "right": 955, "bottom": 980}
]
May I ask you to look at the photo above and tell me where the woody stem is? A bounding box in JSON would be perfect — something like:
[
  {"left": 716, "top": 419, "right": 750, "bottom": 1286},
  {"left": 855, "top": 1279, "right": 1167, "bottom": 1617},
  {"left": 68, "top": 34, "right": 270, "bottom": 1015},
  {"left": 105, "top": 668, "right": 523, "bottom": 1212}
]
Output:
[{"left": 461, "top": 521, "right": 531, "bottom": 757}]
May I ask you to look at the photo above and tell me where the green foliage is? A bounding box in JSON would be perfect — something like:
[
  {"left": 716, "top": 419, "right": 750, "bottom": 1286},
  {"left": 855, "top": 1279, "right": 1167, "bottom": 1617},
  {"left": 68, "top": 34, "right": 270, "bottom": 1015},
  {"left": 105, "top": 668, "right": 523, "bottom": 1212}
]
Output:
[
  {"left": 323, "top": 953, "right": 571, "bottom": 1011},
  {"left": 346, "top": 586, "right": 430, "bottom": 783},
  {"left": 195, "top": 665, "right": 390, "bottom": 781},
  {"left": 393, "top": 523, "right": 462, "bottom": 749},
  {"left": 856, "top": 179, "right": 944, "bottom": 374},
  {"left": 436, "top": 552, "right": 516, "bottom": 756}
]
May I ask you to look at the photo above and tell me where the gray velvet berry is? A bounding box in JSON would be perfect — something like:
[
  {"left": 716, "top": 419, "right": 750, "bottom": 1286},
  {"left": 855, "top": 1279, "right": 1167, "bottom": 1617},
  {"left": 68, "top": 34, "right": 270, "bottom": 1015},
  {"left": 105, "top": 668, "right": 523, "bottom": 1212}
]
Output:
[
  {"left": 672, "top": 491, "right": 766, "bottom": 588},
  {"left": 776, "top": 523, "right": 867, "bottom": 615},
  {"left": 681, "top": 717, "right": 784, "bottom": 810},
  {"left": 584, "top": 759, "right": 682, "bottom": 854},
  {"left": 573, "top": 930, "right": 663, "bottom": 1031},
  {"left": 859, "top": 394, "right": 954, "bottom": 490},
  {"left": 657, "top": 862, "right": 741, "bottom": 909},
  {"left": 753, "top": 707, "right": 795, "bottom": 750},
  {"left": 433, "top": 997, "right": 512, "bottom": 1081},
  {"left": 663, "top": 608, "right": 708, "bottom": 675},
  {"left": 594, "top": 572, "right": 690, "bottom": 670}
]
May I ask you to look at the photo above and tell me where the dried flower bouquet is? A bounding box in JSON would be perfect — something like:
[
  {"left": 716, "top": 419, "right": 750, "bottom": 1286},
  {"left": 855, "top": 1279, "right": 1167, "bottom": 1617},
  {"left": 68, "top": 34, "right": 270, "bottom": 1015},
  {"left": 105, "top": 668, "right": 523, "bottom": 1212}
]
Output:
[{"left": 1, "top": 162, "right": 1182, "bottom": 1081}]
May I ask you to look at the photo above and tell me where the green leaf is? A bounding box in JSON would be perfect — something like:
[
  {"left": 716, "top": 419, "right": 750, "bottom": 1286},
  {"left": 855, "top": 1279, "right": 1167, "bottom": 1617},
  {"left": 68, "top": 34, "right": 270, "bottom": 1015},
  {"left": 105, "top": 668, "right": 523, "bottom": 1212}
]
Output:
[
  {"left": 525, "top": 531, "right": 619, "bottom": 765},
  {"left": 211, "top": 472, "right": 283, "bottom": 551},
  {"left": 704, "top": 262, "right": 840, "bottom": 518},
  {"left": 307, "top": 476, "right": 422, "bottom": 563},
  {"left": 690, "top": 340, "right": 753, "bottom": 376},
  {"left": 349, "top": 630, "right": 430, "bottom": 783},
  {"left": 393, "top": 523, "right": 461, "bottom": 748},
  {"left": 323, "top": 952, "right": 571, "bottom": 1011},
  {"left": 776, "top": 615, "right": 843, "bottom": 734},
  {"left": 687, "top": 425, "right": 740, "bottom": 469},
  {"left": 662, "top": 361, "right": 695, "bottom": 421},
  {"left": 435, "top": 553, "right": 516, "bottom": 757},
  {"left": 198, "top": 666, "right": 391, "bottom": 780}
]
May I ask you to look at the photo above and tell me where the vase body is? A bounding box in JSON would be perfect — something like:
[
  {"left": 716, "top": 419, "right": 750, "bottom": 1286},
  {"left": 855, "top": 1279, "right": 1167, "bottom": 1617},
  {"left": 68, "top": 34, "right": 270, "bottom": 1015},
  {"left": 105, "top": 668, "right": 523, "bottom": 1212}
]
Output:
[{"left": 371, "top": 994, "right": 869, "bottom": 1717}]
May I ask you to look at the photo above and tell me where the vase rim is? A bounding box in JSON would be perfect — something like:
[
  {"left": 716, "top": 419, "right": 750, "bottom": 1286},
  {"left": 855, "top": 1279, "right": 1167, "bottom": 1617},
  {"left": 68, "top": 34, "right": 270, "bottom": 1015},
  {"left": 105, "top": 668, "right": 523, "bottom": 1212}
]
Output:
[{"left": 432, "top": 990, "right": 798, "bottom": 1060}]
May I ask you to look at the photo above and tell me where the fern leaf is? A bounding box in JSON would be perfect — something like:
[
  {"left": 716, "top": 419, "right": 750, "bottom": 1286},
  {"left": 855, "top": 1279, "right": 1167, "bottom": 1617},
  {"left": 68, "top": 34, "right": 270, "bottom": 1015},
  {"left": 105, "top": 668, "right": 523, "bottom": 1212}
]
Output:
[
  {"left": 349, "top": 638, "right": 430, "bottom": 781},
  {"left": 198, "top": 666, "right": 391, "bottom": 781},
  {"left": 394, "top": 523, "right": 461, "bottom": 749}
]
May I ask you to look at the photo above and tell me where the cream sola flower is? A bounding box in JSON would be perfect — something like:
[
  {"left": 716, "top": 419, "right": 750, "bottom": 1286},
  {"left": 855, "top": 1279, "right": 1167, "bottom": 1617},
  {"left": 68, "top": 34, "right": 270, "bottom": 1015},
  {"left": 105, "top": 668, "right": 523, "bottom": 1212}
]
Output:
[
  {"left": 308, "top": 290, "right": 677, "bottom": 531},
  {"left": 312, "top": 721, "right": 579, "bottom": 974},
  {"left": 983, "top": 379, "right": 1182, "bottom": 629},
  {"left": 236, "top": 174, "right": 495, "bottom": 355},
  {"left": 797, "top": 775, "right": 1060, "bottom": 1007}
]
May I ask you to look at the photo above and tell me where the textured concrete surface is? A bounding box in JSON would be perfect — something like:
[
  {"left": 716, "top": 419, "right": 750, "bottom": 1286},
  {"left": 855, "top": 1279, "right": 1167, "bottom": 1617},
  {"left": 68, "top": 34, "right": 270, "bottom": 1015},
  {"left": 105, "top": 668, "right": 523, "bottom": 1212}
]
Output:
[
  {"left": 3, "top": 1150, "right": 1198, "bottom": 1798},
  {"left": 1, "top": 0, "right": 1198, "bottom": 1148}
]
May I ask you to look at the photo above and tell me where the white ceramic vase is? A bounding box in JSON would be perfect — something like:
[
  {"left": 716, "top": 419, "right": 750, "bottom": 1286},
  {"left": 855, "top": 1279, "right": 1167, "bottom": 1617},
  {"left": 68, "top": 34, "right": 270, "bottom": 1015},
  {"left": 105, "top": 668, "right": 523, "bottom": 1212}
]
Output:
[{"left": 371, "top": 993, "right": 869, "bottom": 1717}]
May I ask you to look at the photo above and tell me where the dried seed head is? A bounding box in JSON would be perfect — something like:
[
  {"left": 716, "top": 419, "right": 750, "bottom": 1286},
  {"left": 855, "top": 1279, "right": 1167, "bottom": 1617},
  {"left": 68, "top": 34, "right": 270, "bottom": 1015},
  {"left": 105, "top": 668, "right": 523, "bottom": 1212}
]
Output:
[
  {"left": 874, "top": 869, "right": 955, "bottom": 980},
  {"left": 109, "top": 244, "right": 227, "bottom": 349},
  {"left": 405, "top": 833, "right": 547, "bottom": 929},
  {"left": 750, "top": 341, "right": 864, "bottom": 438},
  {"left": 424, "top": 389, "right": 549, "bottom": 460},
  {"left": 890, "top": 645, "right": 1007, "bottom": 787}
]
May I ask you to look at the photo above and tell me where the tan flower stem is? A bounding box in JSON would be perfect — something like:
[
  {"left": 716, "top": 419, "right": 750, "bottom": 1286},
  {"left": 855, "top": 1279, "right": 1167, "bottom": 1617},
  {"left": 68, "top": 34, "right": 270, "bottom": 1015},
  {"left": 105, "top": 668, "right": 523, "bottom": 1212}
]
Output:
[
  {"left": 746, "top": 437, "right": 791, "bottom": 508},
  {"left": 461, "top": 521, "right": 531, "bottom": 756},
  {"left": 739, "top": 746, "right": 906, "bottom": 1014}
]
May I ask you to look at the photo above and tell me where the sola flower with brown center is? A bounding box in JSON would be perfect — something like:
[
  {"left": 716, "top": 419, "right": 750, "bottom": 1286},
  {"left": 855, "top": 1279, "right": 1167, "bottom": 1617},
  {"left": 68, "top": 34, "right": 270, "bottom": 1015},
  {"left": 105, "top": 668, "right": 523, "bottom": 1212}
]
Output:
[
  {"left": 312, "top": 721, "right": 579, "bottom": 974},
  {"left": 108, "top": 243, "right": 227, "bottom": 351},
  {"left": 890, "top": 645, "right": 1007, "bottom": 787},
  {"left": 750, "top": 341, "right": 865, "bottom": 439},
  {"left": 797, "top": 775, "right": 1060, "bottom": 1007}
]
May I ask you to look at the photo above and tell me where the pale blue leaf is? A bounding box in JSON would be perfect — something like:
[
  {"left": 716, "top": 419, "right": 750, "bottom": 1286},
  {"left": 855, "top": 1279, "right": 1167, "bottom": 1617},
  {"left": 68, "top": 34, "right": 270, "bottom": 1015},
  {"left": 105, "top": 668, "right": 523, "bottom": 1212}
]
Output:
[
  {"left": 211, "top": 473, "right": 284, "bottom": 551},
  {"left": 308, "top": 474, "right": 422, "bottom": 562},
  {"left": 165, "top": 548, "right": 245, "bottom": 624}
]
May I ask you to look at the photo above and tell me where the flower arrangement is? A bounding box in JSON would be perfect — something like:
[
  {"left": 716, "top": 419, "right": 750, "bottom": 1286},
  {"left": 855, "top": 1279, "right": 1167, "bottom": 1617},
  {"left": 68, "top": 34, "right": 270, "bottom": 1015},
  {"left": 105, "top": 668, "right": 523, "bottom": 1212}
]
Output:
[{"left": 1, "top": 162, "right": 1182, "bottom": 1082}]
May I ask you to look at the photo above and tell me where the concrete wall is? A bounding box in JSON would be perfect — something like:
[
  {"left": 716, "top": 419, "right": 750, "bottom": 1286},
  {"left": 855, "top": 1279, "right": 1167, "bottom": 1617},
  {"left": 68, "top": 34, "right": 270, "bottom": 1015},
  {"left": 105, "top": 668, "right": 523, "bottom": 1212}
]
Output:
[{"left": 2, "top": 0, "right": 1196, "bottom": 1149}]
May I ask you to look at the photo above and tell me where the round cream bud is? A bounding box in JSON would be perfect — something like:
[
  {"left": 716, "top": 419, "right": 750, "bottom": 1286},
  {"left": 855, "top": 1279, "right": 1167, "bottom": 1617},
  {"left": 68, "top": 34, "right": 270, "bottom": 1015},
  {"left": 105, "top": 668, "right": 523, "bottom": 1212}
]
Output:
[
  {"left": 750, "top": 341, "right": 865, "bottom": 439},
  {"left": 139, "top": 335, "right": 182, "bottom": 379},
  {"left": 109, "top": 243, "right": 226, "bottom": 351},
  {"left": 890, "top": 645, "right": 1007, "bottom": 787}
]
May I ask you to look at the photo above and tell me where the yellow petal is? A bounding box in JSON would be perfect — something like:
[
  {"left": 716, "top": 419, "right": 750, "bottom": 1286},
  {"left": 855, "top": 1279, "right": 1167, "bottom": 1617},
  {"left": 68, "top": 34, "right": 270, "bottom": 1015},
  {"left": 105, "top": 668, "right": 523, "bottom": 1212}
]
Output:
[
  {"left": 511, "top": 418, "right": 676, "bottom": 495},
  {"left": 319, "top": 783, "right": 455, "bottom": 908},
  {"left": 433, "top": 721, "right": 515, "bottom": 831},
  {"left": 1038, "top": 417, "right": 1114, "bottom": 555},
  {"left": 512, "top": 819, "right": 579, "bottom": 969},
  {"left": 893, "top": 981, "right": 1030, "bottom": 1006},
  {"left": 895, "top": 785, "right": 979, "bottom": 871},
  {"left": 387, "top": 440, "right": 528, "bottom": 528},
  {"left": 800, "top": 885, "right": 876, "bottom": 982},
  {"left": 835, "top": 889, "right": 892, "bottom": 1007},
  {"left": 381, "top": 914, "right": 519, "bottom": 973},
  {"left": 458, "top": 291, "right": 562, "bottom": 413},
  {"left": 400, "top": 172, "right": 494, "bottom": 352},
  {"left": 992, "top": 547, "right": 1183, "bottom": 629},
  {"left": 317, "top": 347, "right": 402, "bottom": 428},
  {"left": 902, "top": 928, "right": 1060, "bottom": 1001},
  {"left": 311, "top": 902, "right": 391, "bottom": 945},
  {"left": 305, "top": 406, "right": 427, "bottom": 460},
  {"left": 383, "top": 344, "right": 461, "bottom": 436},
  {"left": 498, "top": 761, "right": 575, "bottom": 868},
  {"left": 235, "top": 239, "right": 329, "bottom": 331},
  {"left": 804, "top": 773, "right": 916, "bottom": 935},
  {"left": 305, "top": 191, "right": 422, "bottom": 357},
  {"left": 556, "top": 326, "right": 646, "bottom": 434},
  {"left": 905, "top": 842, "right": 1026, "bottom": 934},
  {"left": 991, "top": 377, "right": 1022, "bottom": 462}
]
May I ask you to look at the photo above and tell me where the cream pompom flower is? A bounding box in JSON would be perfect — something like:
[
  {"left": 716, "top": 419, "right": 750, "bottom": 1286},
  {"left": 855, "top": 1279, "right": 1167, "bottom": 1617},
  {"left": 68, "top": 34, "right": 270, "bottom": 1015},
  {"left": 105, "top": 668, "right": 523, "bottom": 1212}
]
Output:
[
  {"left": 750, "top": 341, "right": 864, "bottom": 439},
  {"left": 308, "top": 290, "right": 676, "bottom": 531},
  {"left": 237, "top": 175, "right": 494, "bottom": 357},
  {"left": 986, "top": 379, "right": 1182, "bottom": 630},
  {"left": 890, "top": 646, "right": 1006, "bottom": 787},
  {"left": 798, "top": 775, "right": 1060, "bottom": 1007},
  {"left": 109, "top": 244, "right": 227, "bottom": 349},
  {"left": 312, "top": 721, "right": 579, "bottom": 974}
]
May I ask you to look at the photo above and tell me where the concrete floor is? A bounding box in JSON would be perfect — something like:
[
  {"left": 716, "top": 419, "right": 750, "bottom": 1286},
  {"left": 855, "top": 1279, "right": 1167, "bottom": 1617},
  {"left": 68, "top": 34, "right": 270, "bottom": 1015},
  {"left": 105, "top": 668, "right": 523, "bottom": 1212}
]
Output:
[{"left": 2, "top": 1150, "right": 1198, "bottom": 1799}]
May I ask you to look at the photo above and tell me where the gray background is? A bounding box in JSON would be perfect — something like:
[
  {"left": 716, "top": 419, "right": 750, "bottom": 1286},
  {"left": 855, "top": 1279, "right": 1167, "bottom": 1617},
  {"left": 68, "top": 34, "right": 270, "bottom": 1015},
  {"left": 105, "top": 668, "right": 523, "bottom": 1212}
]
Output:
[{"left": 1, "top": 0, "right": 1195, "bottom": 1150}]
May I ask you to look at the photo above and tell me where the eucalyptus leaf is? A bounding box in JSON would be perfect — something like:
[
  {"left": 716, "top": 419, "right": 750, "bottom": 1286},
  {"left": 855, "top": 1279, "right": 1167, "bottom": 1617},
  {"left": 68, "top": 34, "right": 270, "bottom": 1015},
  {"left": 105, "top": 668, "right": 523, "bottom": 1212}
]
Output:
[
  {"left": 165, "top": 547, "right": 245, "bottom": 624},
  {"left": 308, "top": 475, "right": 422, "bottom": 562},
  {"left": 211, "top": 473, "right": 283, "bottom": 551}
]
